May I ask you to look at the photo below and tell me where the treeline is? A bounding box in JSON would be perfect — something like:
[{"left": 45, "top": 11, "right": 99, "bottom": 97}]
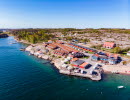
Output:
[
  {"left": 59, "top": 28, "right": 130, "bottom": 35},
  {"left": 10, "top": 29, "right": 55, "bottom": 43},
  {"left": 9, "top": 28, "right": 130, "bottom": 43}
]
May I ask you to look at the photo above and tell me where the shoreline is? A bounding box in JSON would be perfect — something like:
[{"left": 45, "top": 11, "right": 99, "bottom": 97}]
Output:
[
  {"left": 16, "top": 38, "right": 102, "bottom": 81},
  {"left": 14, "top": 36, "right": 130, "bottom": 81}
]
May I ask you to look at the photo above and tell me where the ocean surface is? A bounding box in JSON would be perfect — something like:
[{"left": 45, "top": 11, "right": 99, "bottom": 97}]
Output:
[{"left": 0, "top": 37, "right": 130, "bottom": 100}]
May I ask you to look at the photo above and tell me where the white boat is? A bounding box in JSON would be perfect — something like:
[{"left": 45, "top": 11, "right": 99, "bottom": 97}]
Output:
[{"left": 117, "top": 86, "right": 124, "bottom": 89}]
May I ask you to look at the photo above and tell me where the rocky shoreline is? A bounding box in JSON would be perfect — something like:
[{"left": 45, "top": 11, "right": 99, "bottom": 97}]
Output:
[
  {"left": 25, "top": 44, "right": 102, "bottom": 81},
  {"left": 14, "top": 36, "right": 130, "bottom": 82}
]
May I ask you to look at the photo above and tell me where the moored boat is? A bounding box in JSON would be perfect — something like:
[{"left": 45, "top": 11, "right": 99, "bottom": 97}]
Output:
[{"left": 117, "top": 86, "right": 124, "bottom": 89}]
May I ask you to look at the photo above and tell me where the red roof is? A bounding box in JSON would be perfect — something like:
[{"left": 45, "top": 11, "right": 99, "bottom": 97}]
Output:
[
  {"left": 71, "top": 58, "right": 79, "bottom": 62},
  {"left": 103, "top": 42, "right": 115, "bottom": 48},
  {"left": 93, "top": 54, "right": 99, "bottom": 57},
  {"left": 80, "top": 62, "right": 88, "bottom": 67}
]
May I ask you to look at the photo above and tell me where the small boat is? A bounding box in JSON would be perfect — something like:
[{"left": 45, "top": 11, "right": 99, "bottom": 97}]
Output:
[{"left": 117, "top": 86, "right": 124, "bottom": 89}]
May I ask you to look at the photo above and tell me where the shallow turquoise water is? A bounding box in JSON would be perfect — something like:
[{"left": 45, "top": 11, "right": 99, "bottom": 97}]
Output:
[{"left": 0, "top": 37, "right": 130, "bottom": 100}]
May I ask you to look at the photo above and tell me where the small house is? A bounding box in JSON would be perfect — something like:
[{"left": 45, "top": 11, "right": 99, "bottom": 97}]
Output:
[
  {"left": 71, "top": 58, "right": 79, "bottom": 62},
  {"left": 108, "top": 58, "right": 117, "bottom": 65},
  {"left": 92, "top": 53, "right": 119, "bottom": 64},
  {"left": 71, "top": 60, "right": 85, "bottom": 67},
  {"left": 79, "top": 62, "right": 91, "bottom": 69},
  {"left": 103, "top": 42, "right": 116, "bottom": 49},
  {"left": 91, "top": 54, "right": 100, "bottom": 61}
]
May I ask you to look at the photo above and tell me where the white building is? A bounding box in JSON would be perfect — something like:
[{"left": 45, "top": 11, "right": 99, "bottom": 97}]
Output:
[{"left": 127, "top": 51, "right": 130, "bottom": 56}]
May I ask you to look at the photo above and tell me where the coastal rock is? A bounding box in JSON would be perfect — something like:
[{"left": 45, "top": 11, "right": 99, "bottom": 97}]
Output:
[
  {"left": 30, "top": 50, "right": 35, "bottom": 54},
  {"left": 0, "top": 34, "right": 8, "bottom": 38},
  {"left": 42, "top": 55, "right": 49, "bottom": 59},
  {"left": 25, "top": 46, "right": 33, "bottom": 51}
]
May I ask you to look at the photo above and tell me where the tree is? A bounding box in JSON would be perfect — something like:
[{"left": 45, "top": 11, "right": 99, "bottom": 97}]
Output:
[
  {"left": 82, "top": 38, "right": 90, "bottom": 43},
  {"left": 113, "top": 47, "right": 121, "bottom": 53},
  {"left": 122, "top": 61, "right": 127, "bottom": 65}
]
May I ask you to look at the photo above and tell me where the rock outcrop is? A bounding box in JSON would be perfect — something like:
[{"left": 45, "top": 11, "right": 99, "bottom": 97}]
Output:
[{"left": 0, "top": 34, "right": 9, "bottom": 38}]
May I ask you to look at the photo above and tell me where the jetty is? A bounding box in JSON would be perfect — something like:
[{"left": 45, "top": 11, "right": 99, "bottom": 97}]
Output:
[{"left": 59, "top": 69, "right": 101, "bottom": 81}]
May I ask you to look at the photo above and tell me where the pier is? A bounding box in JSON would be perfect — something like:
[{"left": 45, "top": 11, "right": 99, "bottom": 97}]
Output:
[{"left": 59, "top": 69, "right": 101, "bottom": 81}]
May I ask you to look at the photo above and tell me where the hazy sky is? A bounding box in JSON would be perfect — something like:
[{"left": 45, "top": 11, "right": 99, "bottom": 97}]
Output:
[{"left": 0, "top": 0, "right": 129, "bottom": 29}]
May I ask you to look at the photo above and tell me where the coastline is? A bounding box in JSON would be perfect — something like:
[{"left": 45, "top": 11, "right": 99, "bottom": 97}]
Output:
[
  {"left": 25, "top": 45, "right": 101, "bottom": 81},
  {"left": 14, "top": 36, "right": 130, "bottom": 81},
  {"left": 15, "top": 37, "right": 102, "bottom": 81}
]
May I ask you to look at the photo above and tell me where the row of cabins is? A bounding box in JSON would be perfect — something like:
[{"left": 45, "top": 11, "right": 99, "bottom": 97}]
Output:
[
  {"left": 54, "top": 50, "right": 68, "bottom": 56},
  {"left": 68, "top": 43, "right": 97, "bottom": 53},
  {"left": 45, "top": 41, "right": 79, "bottom": 56},
  {"left": 91, "top": 53, "right": 120, "bottom": 65},
  {"left": 54, "top": 43, "right": 78, "bottom": 53}
]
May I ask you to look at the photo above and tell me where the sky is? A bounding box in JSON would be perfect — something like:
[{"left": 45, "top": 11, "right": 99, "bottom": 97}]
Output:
[{"left": 0, "top": 0, "right": 129, "bottom": 29}]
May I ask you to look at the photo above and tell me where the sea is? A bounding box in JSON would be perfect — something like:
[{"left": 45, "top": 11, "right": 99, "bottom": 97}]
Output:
[{"left": 0, "top": 36, "right": 130, "bottom": 100}]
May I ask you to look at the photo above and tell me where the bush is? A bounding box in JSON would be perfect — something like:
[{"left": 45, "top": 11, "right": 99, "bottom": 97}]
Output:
[
  {"left": 112, "top": 47, "right": 121, "bottom": 53},
  {"left": 91, "top": 44, "right": 102, "bottom": 50}
]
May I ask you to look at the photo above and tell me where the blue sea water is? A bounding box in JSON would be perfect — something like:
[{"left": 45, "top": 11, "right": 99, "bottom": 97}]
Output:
[{"left": 0, "top": 37, "right": 130, "bottom": 100}]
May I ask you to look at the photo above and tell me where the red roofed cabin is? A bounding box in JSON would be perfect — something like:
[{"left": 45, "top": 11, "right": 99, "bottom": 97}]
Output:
[
  {"left": 103, "top": 42, "right": 116, "bottom": 49},
  {"left": 79, "top": 62, "right": 91, "bottom": 69},
  {"left": 54, "top": 50, "right": 68, "bottom": 56},
  {"left": 47, "top": 44, "right": 57, "bottom": 50}
]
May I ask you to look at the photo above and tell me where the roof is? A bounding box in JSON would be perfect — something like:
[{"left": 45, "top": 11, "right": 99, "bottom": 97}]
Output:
[
  {"left": 71, "top": 58, "right": 79, "bottom": 62},
  {"left": 54, "top": 50, "right": 68, "bottom": 54},
  {"left": 71, "top": 60, "right": 85, "bottom": 65},
  {"left": 112, "top": 54, "right": 118, "bottom": 58},
  {"left": 103, "top": 42, "right": 115, "bottom": 47},
  {"left": 93, "top": 54, "right": 99, "bottom": 57},
  {"left": 55, "top": 43, "right": 78, "bottom": 52},
  {"left": 47, "top": 43, "right": 57, "bottom": 48},
  {"left": 80, "top": 62, "right": 88, "bottom": 67},
  {"left": 68, "top": 43, "right": 97, "bottom": 52},
  {"left": 107, "top": 53, "right": 119, "bottom": 58},
  {"left": 56, "top": 40, "right": 64, "bottom": 43}
]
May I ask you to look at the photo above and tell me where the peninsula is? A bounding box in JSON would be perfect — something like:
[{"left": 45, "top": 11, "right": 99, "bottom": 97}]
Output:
[{"left": 9, "top": 28, "right": 130, "bottom": 81}]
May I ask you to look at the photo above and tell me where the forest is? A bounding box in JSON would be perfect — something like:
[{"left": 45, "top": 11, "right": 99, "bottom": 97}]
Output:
[{"left": 9, "top": 28, "right": 130, "bottom": 44}]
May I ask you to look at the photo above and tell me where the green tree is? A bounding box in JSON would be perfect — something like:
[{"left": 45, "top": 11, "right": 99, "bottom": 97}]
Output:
[
  {"left": 113, "top": 47, "right": 121, "bottom": 53},
  {"left": 122, "top": 61, "right": 127, "bottom": 65}
]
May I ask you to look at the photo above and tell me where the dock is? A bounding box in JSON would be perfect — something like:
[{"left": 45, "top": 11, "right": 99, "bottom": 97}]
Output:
[{"left": 59, "top": 69, "right": 101, "bottom": 81}]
